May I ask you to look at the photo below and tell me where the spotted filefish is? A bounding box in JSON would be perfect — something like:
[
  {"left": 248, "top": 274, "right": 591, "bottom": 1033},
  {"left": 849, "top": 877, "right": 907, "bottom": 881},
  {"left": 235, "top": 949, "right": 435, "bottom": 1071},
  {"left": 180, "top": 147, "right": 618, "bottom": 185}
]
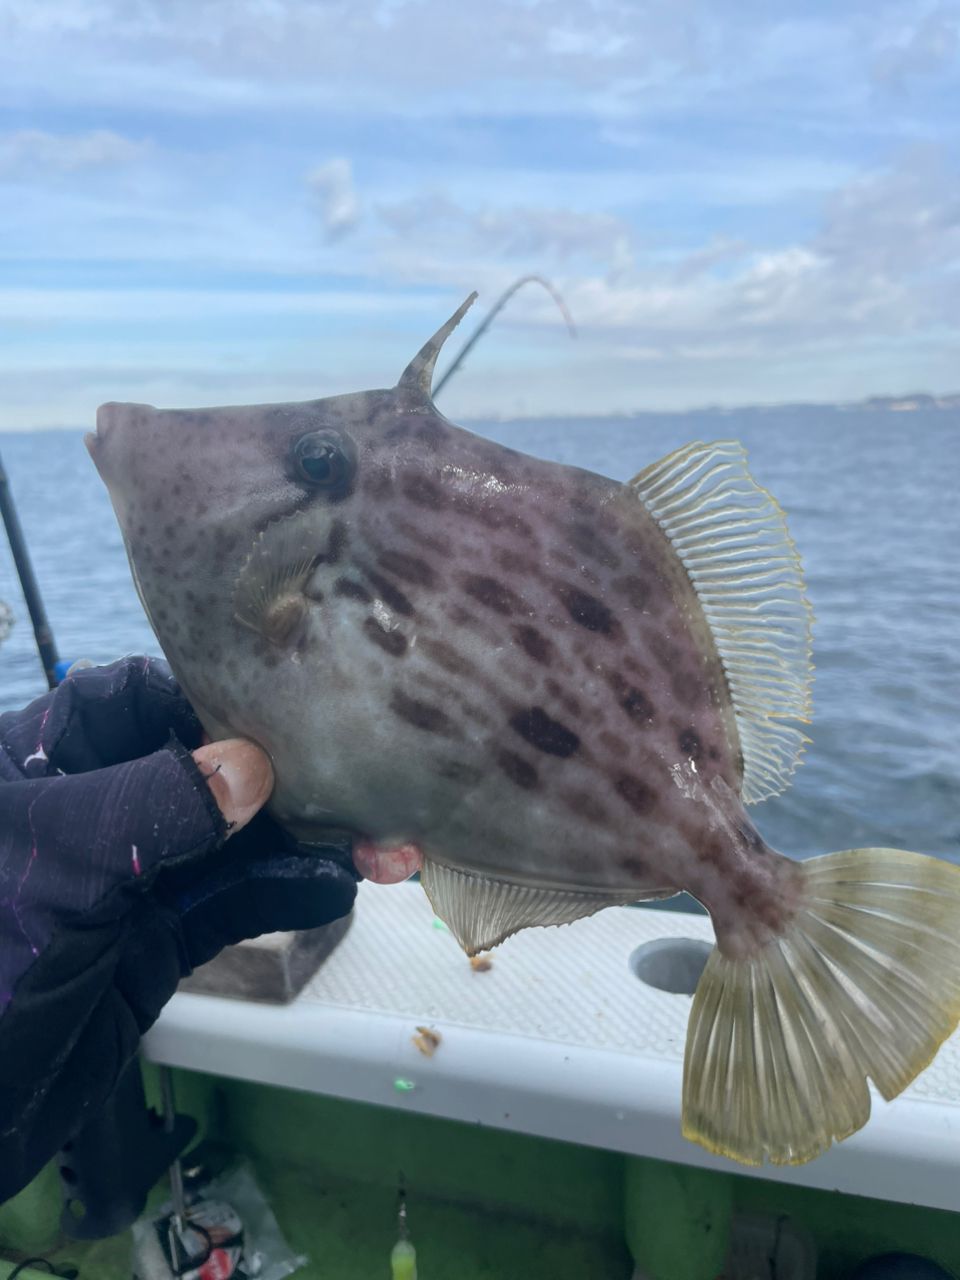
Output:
[{"left": 87, "top": 295, "right": 960, "bottom": 1168}]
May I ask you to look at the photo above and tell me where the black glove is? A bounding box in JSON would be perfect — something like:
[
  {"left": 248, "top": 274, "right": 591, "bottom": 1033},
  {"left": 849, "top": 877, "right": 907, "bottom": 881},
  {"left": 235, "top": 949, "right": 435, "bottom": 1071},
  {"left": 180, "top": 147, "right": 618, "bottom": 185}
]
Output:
[{"left": 0, "top": 657, "right": 358, "bottom": 1202}]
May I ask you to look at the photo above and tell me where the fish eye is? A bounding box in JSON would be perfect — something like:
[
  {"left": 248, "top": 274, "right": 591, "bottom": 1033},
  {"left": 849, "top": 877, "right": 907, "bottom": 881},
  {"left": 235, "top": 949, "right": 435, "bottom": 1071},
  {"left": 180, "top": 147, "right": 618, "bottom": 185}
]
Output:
[{"left": 292, "top": 429, "right": 356, "bottom": 495}]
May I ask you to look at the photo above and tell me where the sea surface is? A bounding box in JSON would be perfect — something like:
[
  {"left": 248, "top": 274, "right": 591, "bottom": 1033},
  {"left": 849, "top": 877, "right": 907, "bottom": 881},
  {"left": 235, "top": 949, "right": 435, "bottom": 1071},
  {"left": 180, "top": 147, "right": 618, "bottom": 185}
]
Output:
[{"left": 0, "top": 407, "right": 957, "bottom": 863}]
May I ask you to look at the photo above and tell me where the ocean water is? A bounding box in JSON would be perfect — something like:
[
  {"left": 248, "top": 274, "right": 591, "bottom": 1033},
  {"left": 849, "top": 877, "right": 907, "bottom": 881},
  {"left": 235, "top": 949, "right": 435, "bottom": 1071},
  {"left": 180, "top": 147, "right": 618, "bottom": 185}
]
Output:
[{"left": 0, "top": 407, "right": 957, "bottom": 863}]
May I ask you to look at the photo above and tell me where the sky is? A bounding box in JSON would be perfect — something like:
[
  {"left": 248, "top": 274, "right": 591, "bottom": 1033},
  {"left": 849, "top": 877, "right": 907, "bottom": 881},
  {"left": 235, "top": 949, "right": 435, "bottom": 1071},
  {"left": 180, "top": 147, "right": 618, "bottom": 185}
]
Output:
[{"left": 0, "top": 0, "right": 958, "bottom": 427}]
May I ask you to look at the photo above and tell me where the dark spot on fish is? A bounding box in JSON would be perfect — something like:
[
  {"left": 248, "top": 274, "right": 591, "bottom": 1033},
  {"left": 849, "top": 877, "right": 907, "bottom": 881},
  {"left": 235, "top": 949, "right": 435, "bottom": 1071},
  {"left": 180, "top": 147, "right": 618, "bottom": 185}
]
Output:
[
  {"left": 497, "top": 749, "right": 539, "bottom": 790},
  {"left": 671, "top": 670, "right": 702, "bottom": 707},
  {"left": 419, "top": 636, "right": 474, "bottom": 677},
  {"left": 450, "top": 492, "right": 532, "bottom": 538},
  {"left": 555, "top": 583, "right": 618, "bottom": 636},
  {"left": 621, "top": 856, "right": 647, "bottom": 876},
  {"left": 512, "top": 624, "right": 553, "bottom": 665},
  {"left": 733, "top": 814, "right": 767, "bottom": 855},
  {"left": 614, "top": 574, "right": 653, "bottom": 611},
  {"left": 496, "top": 547, "right": 536, "bottom": 575},
  {"left": 364, "top": 569, "right": 415, "bottom": 617},
  {"left": 334, "top": 577, "right": 372, "bottom": 603},
  {"left": 550, "top": 548, "right": 578, "bottom": 570},
  {"left": 437, "top": 759, "right": 483, "bottom": 785},
  {"left": 623, "top": 655, "right": 649, "bottom": 679},
  {"left": 615, "top": 774, "right": 655, "bottom": 815},
  {"left": 326, "top": 519, "right": 347, "bottom": 563},
  {"left": 366, "top": 468, "right": 393, "bottom": 498},
  {"left": 678, "top": 728, "right": 702, "bottom": 760},
  {"left": 384, "top": 421, "right": 411, "bottom": 442},
  {"left": 509, "top": 707, "right": 580, "bottom": 758},
  {"left": 390, "top": 690, "right": 452, "bottom": 735},
  {"left": 699, "top": 840, "right": 726, "bottom": 867},
  {"left": 606, "top": 671, "right": 655, "bottom": 724},
  {"left": 263, "top": 652, "right": 280, "bottom": 669},
  {"left": 393, "top": 516, "right": 448, "bottom": 556},
  {"left": 599, "top": 730, "right": 630, "bottom": 757},
  {"left": 563, "top": 790, "right": 608, "bottom": 823},
  {"left": 415, "top": 420, "right": 448, "bottom": 450},
  {"left": 449, "top": 603, "right": 482, "bottom": 630},
  {"left": 195, "top": 501, "right": 209, "bottom": 517},
  {"left": 708, "top": 746, "right": 720, "bottom": 762},
  {"left": 470, "top": 440, "right": 521, "bottom": 480},
  {"left": 650, "top": 633, "right": 677, "bottom": 670},
  {"left": 403, "top": 474, "right": 448, "bottom": 509},
  {"left": 463, "top": 574, "right": 523, "bottom": 615},
  {"left": 732, "top": 869, "right": 785, "bottom": 930},
  {"left": 567, "top": 521, "right": 621, "bottom": 570},
  {"left": 363, "top": 617, "right": 407, "bottom": 657},
  {"left": 378, "top": 549, "right": 437, "bottom": 588},
  {"left": 545, "top": 678, "right": 582, "bottom": 717}
]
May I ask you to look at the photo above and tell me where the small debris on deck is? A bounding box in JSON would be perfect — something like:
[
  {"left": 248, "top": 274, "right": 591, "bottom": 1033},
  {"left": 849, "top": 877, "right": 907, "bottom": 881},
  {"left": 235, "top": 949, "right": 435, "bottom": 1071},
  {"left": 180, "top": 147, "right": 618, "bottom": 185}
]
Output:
[
  {"left": 469, "top": 954, "right": 493, "bottom": 972},
  {"left": 412, "top": 1026, "right": 442, "bottom": 1057}
]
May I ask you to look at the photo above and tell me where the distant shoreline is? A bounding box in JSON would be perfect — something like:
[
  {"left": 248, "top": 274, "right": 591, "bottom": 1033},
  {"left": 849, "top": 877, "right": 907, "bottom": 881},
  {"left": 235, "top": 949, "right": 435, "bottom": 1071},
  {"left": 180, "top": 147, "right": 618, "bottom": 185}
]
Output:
[{"left": 3, "top": 391, "right": 960, "bottom": 435}]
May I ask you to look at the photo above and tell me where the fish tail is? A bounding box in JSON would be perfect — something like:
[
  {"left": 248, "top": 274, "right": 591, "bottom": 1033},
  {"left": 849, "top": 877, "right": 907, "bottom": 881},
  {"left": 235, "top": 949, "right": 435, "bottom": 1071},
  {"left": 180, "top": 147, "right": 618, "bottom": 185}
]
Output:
[{"left": 682, "top": 847, "right": 960, "bottom": 1166}]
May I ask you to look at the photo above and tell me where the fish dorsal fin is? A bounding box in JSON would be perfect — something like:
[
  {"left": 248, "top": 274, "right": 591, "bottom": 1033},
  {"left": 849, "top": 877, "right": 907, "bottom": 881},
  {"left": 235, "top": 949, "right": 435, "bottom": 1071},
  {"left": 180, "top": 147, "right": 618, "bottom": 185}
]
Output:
[
  {"left": 629, "top": 440, "right": 813, "bottom": 804},
  {"left": 420, "top": 858, "right": 638, "bottom": 954},
  {"left": 397, "top": 293, "right": 478, "bottom": 397}
]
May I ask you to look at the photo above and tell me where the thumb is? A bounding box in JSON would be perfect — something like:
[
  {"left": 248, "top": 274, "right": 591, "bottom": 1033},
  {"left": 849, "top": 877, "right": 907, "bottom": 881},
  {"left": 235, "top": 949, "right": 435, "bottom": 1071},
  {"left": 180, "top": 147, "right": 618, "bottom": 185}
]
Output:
[{"left": 192, "top": 739, "right": 274, "bottom": 835}]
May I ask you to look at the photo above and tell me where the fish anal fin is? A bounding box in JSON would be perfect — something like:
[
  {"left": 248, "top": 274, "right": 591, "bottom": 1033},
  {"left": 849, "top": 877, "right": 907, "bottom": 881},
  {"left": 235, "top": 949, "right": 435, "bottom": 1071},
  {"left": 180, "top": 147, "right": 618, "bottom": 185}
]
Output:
[{"left": 420, "top": 857, "right": 642, "bottom": 954}]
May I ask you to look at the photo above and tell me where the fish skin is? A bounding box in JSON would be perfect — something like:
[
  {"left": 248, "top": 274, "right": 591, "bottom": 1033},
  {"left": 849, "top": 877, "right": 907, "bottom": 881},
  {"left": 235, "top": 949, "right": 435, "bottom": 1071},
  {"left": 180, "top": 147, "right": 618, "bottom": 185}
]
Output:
[{"left": 87, "top": 368, "right": 800, "bottom": 956}]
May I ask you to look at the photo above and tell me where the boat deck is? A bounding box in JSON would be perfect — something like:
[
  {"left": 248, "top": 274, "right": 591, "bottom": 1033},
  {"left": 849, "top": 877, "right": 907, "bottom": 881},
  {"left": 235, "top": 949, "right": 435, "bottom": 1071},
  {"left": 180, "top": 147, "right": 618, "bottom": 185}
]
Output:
[{"left": 144, "top": 880, "right": 960, "bottom": 1214}]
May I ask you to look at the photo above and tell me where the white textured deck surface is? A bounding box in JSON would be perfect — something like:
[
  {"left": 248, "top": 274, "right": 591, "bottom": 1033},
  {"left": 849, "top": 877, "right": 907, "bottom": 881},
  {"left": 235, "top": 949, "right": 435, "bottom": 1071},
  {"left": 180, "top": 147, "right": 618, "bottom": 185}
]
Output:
[{"left": 145, "top": 881, "right": 960, "bottom": 1213}]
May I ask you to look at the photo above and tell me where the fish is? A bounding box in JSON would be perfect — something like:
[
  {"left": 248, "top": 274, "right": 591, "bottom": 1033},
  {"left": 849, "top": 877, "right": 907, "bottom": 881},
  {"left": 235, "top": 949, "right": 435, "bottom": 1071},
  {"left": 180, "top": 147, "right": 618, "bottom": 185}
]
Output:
[{"left": 86, "top": 294, "right": 960, "bottom": 1168}]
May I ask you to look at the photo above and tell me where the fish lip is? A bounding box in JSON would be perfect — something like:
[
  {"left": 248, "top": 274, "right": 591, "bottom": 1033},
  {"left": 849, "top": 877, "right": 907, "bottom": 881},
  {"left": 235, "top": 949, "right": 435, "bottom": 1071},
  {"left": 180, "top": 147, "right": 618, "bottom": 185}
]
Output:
[
  {"left": 85, "top": 402, "right": 121, "bottom": 471},
  {"left": 87, "top": 401, "right": 153, "bottom": 474}
]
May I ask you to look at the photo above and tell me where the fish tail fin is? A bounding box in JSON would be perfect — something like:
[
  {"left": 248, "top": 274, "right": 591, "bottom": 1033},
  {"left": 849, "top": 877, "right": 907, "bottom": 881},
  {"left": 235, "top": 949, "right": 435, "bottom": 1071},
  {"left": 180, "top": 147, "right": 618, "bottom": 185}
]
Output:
[{"left": 682, "top": 847, "right": 960, "bottom": 1166}]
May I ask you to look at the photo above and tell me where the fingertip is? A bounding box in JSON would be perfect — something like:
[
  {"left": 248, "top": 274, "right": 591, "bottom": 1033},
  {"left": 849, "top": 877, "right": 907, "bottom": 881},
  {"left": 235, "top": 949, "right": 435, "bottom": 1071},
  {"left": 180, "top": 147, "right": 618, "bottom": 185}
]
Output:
[{"left": 193, "top": 738, "right": 275, "bottom": 833}]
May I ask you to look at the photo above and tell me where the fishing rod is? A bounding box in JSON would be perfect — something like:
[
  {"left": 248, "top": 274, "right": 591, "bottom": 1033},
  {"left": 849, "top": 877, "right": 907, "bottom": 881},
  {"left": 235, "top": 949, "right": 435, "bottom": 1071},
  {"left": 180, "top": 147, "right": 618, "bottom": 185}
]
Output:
[
  {"left": 0, "top": 447, "right": 60, "bottom": 689},
  {"left": 433, "top": 274, "right": 576, "bottom": 397}
]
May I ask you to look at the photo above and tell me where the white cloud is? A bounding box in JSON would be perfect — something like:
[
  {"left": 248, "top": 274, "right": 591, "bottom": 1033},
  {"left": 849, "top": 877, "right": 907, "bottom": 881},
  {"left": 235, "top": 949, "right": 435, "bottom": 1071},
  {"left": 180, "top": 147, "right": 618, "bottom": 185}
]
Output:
[
  {"left": 413, "top": 149, "right": 960, "bottom": 361},
  {"left": 871, "top": 4, "right": 960, "bottom": 88},
  {"left": 307, "top": 158, "right": 361, "bottom": 240},
  {"left": 377, "top": 192, "right": 630, "bottom": 264},
  {"left": 0, "top": 129, "right": 147, "bottom": 177}
]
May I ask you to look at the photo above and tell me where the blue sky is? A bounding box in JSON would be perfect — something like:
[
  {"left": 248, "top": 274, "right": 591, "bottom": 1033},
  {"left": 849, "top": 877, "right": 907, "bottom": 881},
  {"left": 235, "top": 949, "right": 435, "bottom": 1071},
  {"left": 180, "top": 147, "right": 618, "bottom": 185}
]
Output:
[{"left": 1, "top": 0, "right": 958, "bottom": 427}]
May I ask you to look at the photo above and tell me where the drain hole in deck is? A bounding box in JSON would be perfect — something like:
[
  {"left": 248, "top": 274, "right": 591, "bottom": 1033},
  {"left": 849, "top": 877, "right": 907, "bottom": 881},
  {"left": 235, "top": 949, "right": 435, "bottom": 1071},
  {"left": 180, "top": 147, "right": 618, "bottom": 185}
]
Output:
[{"left": 629, "top": 938, "right": 711, "bottom": 994}]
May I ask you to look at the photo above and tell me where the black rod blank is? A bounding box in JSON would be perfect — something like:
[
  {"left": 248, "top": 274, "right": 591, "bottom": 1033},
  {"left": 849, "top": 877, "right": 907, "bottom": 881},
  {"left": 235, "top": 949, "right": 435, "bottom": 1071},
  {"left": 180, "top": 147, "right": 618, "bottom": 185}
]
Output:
[{"left": 0, "top": 448, "right": 60, "bottom": 689}]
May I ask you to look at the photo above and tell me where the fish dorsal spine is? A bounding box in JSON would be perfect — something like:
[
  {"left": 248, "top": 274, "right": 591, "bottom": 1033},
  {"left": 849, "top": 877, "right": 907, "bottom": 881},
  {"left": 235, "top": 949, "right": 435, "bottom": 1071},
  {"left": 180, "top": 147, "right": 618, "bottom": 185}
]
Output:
[{"left": 630, "top": 440, "right": 814, "bottom": 804}]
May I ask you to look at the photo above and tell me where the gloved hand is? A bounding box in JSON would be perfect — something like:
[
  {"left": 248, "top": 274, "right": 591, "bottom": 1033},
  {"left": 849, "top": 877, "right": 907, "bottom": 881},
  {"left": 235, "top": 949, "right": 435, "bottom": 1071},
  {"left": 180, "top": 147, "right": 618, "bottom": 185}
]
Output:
[{"left": 0, "top": 657, "right": 358, "bottom": 1202}]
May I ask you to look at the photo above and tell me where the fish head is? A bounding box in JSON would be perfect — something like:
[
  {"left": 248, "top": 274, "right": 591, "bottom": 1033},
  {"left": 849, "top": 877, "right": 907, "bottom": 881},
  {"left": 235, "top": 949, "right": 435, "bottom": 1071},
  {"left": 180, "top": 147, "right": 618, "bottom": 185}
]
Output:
[{"left": 84, "top": 297, "right": 480, "bottom": 654}]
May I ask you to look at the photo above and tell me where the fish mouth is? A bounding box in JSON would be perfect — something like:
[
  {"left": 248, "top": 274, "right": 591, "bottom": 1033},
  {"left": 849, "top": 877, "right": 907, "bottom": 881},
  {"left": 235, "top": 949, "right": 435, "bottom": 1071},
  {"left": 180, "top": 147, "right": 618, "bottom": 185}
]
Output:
[{"left": 86, "top": 402, "right": 153, "bottom": 475}]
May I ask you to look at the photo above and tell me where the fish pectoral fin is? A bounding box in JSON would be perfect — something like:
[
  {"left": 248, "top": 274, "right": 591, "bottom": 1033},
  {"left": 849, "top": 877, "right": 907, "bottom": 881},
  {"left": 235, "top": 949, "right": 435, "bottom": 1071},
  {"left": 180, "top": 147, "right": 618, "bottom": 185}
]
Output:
[
  {"left": 683, "top": 847, "right": 960, "bottom": 1167},
  {"left": 235, "top": 514, "right": 322, "bottom": 642},
  {"left": 420, "top": 857, "right": 635, "bottom": 954}
]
